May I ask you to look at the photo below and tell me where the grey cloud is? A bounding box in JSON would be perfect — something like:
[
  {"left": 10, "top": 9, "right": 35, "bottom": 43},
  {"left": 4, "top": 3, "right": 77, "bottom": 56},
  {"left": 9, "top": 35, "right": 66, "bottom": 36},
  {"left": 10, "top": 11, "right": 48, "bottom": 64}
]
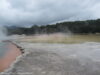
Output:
[{"left": 0, "top": 0, "right": 100, "bottom": 26}]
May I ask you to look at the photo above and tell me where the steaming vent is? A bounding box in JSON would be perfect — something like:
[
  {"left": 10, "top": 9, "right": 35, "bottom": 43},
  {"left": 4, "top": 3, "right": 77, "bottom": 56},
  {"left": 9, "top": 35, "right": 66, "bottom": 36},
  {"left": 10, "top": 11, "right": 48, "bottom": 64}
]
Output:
[{"left": 0, "top": 26, "right": 8, "bottom": 41}]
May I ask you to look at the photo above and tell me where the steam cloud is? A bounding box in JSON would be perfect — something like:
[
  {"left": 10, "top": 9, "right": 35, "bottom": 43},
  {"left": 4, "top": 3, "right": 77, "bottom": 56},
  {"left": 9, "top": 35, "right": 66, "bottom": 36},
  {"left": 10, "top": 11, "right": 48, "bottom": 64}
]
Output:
[
  {"left": 0, "top": 26, "right": 8, "bottom": 40},
  {"left": 0, "top": 0, "right": 100, "bottom": 26}
]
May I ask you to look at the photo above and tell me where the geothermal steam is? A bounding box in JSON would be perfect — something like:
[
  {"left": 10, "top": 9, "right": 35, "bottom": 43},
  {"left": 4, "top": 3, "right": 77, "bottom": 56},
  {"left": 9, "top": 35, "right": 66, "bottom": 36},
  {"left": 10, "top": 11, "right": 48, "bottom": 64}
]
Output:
[{"left": 0, "top": 26, "right": 8, "bottom": 40}]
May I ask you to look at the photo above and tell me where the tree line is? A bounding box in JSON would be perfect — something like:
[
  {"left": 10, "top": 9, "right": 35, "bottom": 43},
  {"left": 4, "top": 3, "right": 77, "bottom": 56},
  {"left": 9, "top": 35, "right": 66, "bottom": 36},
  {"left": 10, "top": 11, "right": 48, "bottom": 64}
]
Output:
[{"left": 7, "top": 19, "right": 100, "bottom": 35}]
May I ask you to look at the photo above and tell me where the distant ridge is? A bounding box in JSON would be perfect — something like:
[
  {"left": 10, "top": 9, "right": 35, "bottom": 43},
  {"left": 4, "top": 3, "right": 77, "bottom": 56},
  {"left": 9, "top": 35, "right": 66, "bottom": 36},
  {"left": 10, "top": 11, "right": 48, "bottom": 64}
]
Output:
[{"left": 6, "top": 19, "right": 100, "bottom": 35}]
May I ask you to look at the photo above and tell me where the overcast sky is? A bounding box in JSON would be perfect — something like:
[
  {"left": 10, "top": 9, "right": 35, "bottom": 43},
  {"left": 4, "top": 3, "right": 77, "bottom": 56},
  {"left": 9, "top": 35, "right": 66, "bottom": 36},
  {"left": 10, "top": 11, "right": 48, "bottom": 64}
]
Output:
[{"left": 0, "top": 0, "right": 100, "bottom": 26}]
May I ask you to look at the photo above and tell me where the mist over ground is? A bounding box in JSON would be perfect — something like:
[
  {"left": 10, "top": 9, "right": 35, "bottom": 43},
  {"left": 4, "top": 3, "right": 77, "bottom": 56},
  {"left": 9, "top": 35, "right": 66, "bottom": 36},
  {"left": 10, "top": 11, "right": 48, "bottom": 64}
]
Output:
[{"left": 0, "top": 26, "right": 8, "bottom": 41}]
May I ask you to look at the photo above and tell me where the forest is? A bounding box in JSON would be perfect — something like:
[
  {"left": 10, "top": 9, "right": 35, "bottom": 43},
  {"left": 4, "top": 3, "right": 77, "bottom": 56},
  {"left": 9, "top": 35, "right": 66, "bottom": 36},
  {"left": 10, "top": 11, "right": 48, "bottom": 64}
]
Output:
[{"left": 6, "top": 19, "right": 100, "bottom": 35}]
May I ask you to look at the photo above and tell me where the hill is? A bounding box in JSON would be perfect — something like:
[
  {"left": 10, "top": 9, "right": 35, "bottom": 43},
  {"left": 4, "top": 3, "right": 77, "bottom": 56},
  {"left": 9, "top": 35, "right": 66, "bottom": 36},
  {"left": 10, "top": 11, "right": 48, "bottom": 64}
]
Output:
[{"left": 7, "top": 19, "right": 100, "bottom": 35}]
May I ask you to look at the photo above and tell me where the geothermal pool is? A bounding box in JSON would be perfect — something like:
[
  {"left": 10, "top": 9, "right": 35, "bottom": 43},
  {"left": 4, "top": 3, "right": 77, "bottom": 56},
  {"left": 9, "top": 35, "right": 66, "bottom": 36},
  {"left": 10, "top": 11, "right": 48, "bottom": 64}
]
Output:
[{"left": 0, "top": 42, "right": 21, "bottom": 72}]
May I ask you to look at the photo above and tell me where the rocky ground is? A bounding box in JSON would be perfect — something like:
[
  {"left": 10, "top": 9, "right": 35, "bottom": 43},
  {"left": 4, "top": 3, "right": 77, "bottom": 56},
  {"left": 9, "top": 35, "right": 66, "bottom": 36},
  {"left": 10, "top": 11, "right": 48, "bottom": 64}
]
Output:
[{"left": 1, "top": 42, "right": 100, "bottom": 75}]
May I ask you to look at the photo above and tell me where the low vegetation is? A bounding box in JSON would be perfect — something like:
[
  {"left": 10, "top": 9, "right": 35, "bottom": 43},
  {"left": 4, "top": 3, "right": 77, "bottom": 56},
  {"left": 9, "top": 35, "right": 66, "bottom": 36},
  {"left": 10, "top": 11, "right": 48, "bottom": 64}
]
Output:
[{"left": 17, "top": 33, "right": 100, "bottom": 44}]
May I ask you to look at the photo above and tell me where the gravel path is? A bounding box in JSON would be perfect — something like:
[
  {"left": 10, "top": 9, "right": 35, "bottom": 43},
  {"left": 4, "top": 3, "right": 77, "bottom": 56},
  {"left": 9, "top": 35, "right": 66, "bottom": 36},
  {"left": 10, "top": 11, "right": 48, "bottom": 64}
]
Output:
[{"left": 1, "top": 42, "right": 100, "bottom": 75}]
